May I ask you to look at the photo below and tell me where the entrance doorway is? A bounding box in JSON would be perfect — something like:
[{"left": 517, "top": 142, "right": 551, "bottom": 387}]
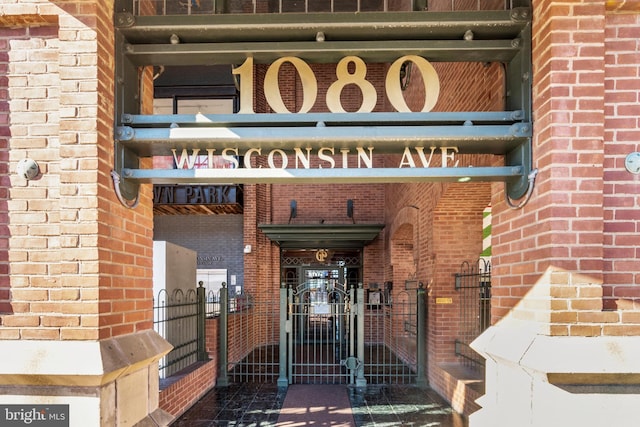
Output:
[
  {"left": 288, "top": 268, "right": 351, "bottom": 384},
  {"left": 221, "top": 247, "right": 424, "bottom": 387},
  {"left": 281, "top": 250, "right": 360, "bottom": 385}
]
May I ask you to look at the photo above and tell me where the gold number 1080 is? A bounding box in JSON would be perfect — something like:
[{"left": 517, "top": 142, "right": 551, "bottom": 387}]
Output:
[{"left": 232, "top": 55, "right": 440, "bottom": 114}]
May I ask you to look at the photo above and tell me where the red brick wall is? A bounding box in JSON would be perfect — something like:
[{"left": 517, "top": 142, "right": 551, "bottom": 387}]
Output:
[
  {"left": 159, "top": 317, "right": 219, "bottom": 418},
  {"left": 488, "top": 1, "right": 640, "bottom": 338},
  {"left": 159, "top": 359, "right": 217, "bottom": 417},
  {"left": 491, "top": 1, "right": 607, "bottom": 328},
  {"left": 381, "top": 38, "right": 501, "bottom": 405},
  {"left": 96, "top": 0, "right": 155, "bottom": 340},
  {"left": 0, "top": 11, "right": 68, "bottom": 339},
  {"left": 0, "top": 2, "right": 154, "bottom": 341},
  {"left": 603, "top": 10, "right": 640, "bottom": 316}
]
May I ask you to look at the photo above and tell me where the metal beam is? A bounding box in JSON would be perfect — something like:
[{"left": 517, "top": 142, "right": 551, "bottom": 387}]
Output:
[
  {"left": 123, "top": 111, "right": 525, "bottom": 126},
  {"left": 120, "top": 166, "right": 523, "bottom": 184},
  {"left": 124, "top": 39, "right": 521, "bottom": 66},
  {"left": 116, "top": 11, "right": 528, "bottom": 44},
  {"left": 116, "top": 124, "right": 531, "bottom": 156}
]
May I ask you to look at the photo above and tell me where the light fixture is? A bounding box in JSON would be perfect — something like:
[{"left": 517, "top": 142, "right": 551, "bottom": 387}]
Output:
[
  {"left": 16, "top": 158, "right": 40, "bottom": 180},
  {"left": 288, "top": 200, "right": 297, "bottom": 224},
  {"left": 347, "top": 199, "right": 354, "bottom": 223},
  {"left": 243, "top": 245, "right": 252, "bottom": 254},
  {"left": 624, "top": 152, "right": 640, "bottom": 174},
  {"left": 458, "top": 176, "right": 472, "bottom": 182}
]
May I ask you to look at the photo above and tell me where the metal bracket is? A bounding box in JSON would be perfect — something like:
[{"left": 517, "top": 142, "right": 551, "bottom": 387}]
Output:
[
  {"left": 340, "top": 356, "right": 362, "bottom": 372},
  {"left": 510, "top": 7, "right": 531, "bottom": 23},
  {"left": 114, "top": 12, "right": 135, "bottom": 28}
]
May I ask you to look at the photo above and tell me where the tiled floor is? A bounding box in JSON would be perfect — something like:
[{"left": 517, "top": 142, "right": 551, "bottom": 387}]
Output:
[
  {"left": 350, "top": 385, "right": 469, "bottom": 427},
  {"left": 170, "top": 383, "right": 469, "bottom": 427}
]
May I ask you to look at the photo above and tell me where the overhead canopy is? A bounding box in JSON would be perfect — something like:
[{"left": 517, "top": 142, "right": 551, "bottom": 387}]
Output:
[
  {"left": 259, "top": 224, "right": 385, "bottom": 249},
  {"left": 113, "top": 6, "right": 533, "bottom": 208}
]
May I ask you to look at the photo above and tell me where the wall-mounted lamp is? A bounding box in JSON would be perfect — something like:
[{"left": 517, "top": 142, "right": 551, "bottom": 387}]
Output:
[
  {"left": 243, "top": 245, "right": 252, "bottom": 254},
  {"left": 625, "top": 152, "right": 640, "bottom": 174},
  {"left": 347, "top": 199, "right": 355, "bottom": 223},
  {"left": 288, "top": 200, "right": 297, "bottom": 224}
]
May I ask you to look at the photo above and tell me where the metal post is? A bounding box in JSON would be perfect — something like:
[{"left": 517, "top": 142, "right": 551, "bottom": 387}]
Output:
[
  {"left": 278, "top": 282, "right": 289, "bottom": 388},
  {"left": 217, "top": 282, "right": 229, "bottom": 387},
  {"left": 355, "top": 282, "right": 367, "bottom": 388},
  {"left": 197, "top": 282, "right": 207, "bottom": 361},
  {"left": 416, "top": 283, "right": 428, "bottom": 387},
  {"left": 348, "top": 285, "right": 355, "bottom": 385}
]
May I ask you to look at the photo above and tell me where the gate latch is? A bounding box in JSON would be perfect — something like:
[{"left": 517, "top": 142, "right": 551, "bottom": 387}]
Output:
[{"left": 340, "top": 357, "right": 361, "bottom": 371}]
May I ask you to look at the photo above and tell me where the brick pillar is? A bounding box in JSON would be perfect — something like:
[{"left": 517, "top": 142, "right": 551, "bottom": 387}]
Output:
[
  {"left": 0, "top": 2, "right": 171, "bottom": 426},
  {"left": 470, "top": 2, "right": 640, "bottom": 426}
]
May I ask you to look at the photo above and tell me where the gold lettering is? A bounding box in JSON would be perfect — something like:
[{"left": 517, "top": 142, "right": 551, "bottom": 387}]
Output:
[
  {"left": 221, "top": 148, "right": 239, "bottom": 168},
  {"left": 386, "top": 55, "right": 440, "bottom": 112},
  {"left": 244, "top": 148, "right": 262, "bottom": 169},
  {"left": 206, "top": 148, "right": 216, "bottom": 167},
  {"left": 294, "top": 147, "right": 312, "bottom": 169},
  {"left": 356, "top": 147, "right": 374, "bottom": 168},
  {"left": 172, "top": 148, "right": 201, "bottom": 169},
  {"left": 441, "top": 147, "right": 459, "bottom": 168},
  {"left": 264, "top": 57, "right": 317, "bottom": 114},
  {"left": 340, "top": 149, "right": 350, "bottom": 169},
  {"left": 318, "top": 147, "right": 335, "bottom": 169},
  {"left": 398, "top": 147, "right": 416, "bottom": 168},
  {"left": 235, "top": 55, "right": 440, "bottom": 116},
  {"left": 327, "top": 56, "right": 376, "bottom": 113},
  {"left": 232, "top": 58, "right": 255, "bottom": 114},
  {"left": 414, "top": 146, "right": 437, "bottom": 167},
  {"left": 268, "top": 149, "right": 288, "bottom": 169}
]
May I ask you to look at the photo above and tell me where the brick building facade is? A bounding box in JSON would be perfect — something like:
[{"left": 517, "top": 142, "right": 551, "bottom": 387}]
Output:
[{"left": 0, "top": 1, "right": 639, "bottom": 426}]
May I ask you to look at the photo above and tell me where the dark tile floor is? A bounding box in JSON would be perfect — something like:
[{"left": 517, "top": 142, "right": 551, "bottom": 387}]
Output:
[{"left": 170, "top": 383, "right": 469, "bottom": 427}]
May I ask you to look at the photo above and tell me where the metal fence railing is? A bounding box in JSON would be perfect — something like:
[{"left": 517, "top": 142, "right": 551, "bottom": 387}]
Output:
[
  {"left": 154, "top": 284, "right": 225, "bottom": 381},
  {"left": 454, "top": 259, "right": 491, "bottom": 371}
]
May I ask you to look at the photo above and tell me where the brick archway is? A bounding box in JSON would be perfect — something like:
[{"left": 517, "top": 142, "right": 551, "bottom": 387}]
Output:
[{"left": 389, "top": 206, "right": 420, "bottom": 282}]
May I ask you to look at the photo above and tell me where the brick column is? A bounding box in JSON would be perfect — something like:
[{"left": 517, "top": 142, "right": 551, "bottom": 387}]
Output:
[
  {"left": 0, "top": 2, "right": 171, "bottom": 426},
  {"left": 470, "top": 2, "right": 640, "bottom": 426}
]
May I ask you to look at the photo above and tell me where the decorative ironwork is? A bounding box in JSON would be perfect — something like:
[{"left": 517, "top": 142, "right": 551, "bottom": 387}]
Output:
[
  {"left": 454, "top": 258, "right": 491, "bottom": 371},
  {"left": 281, "top": 253, "right": 361, "bottom": 267},
  {"left": 154, "top": 288, "right": 200, "bottom": 380}
]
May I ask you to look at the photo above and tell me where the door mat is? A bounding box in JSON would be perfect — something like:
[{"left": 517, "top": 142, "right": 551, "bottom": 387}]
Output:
[{"left": 277, "top": 384, "right": 355, "bottom": 426}]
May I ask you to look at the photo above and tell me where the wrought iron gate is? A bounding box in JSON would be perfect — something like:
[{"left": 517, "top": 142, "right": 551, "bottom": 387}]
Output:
[
  {"left": 218, "top": 273, "right": 426, "bottom": 386},
  {"left": 277, "top": 277, "right": 426, "bottom": 386},
  {"left": 285, "top": 278, "right": 359, "bottom": 385}
]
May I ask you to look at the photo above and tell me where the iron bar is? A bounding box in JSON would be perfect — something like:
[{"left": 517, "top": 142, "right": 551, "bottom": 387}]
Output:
[
  {"left": 121, "top": 166, "right": 524, "bottom": 185},
  {"left": 416, "top": 284, "right": 427, "bottom": 387},
  {"left": 454, "top": 259, "right": 491, "bottom": 371},
  {"left": 122, "top": 111, "right": 525, "bottom": 126},
  {"left": 153, "top": 288, "right": 201, "bottom": 380},
  {"left": 124, "top": 39, "right": 521, "bottom": 66},
  {"left": 278, "top": 282, "right": 289, "bottom": 387},
  {"left": 217, "top": 282, "right": 229, "bottom": 386}
]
